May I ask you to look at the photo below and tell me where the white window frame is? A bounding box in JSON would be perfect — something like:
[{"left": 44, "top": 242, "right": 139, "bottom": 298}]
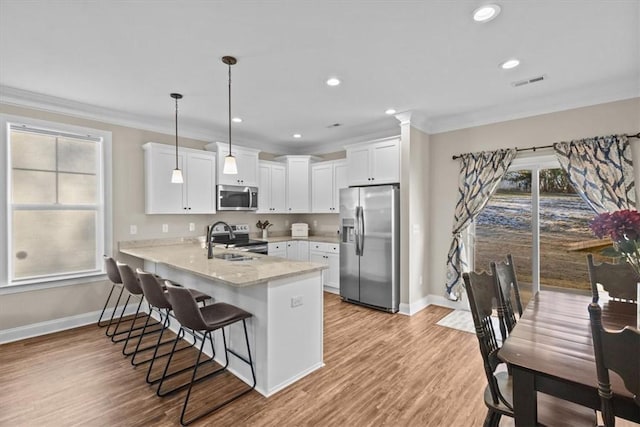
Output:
[
  {"left": 467, "top": 151, "right": 560, "bottom": 294},
  {"left": 0, "top": 114, "right": 112, "bottom": 294}
]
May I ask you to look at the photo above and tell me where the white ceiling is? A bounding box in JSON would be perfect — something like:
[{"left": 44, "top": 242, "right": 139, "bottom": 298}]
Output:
[{"left": 1, "top": 1, "right": 638, "bottom": 154}]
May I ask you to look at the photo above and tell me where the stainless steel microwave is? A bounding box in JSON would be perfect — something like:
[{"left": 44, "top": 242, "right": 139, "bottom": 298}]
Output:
[{"left": 217, "top": 184, "right": 258, "bottom": 211}]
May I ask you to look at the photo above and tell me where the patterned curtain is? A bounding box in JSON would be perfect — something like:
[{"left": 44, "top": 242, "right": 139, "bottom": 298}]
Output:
[
  {"left": 445, "top": 149, "right": 517, "bottom": 299},
  {"left": 554, "top": 135, "right": 635, "bottom": 213}
]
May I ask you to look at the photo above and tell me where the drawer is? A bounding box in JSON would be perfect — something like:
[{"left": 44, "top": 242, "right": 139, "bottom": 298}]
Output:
[
  {"left": 310, "top": 242, "right": 329, "bottom": 252},
  {"left": 327, "top": 244, "right": 340, "bottom": 254},
  {"left": 268, "top": 242, "right": 285, "bottom": 251}
]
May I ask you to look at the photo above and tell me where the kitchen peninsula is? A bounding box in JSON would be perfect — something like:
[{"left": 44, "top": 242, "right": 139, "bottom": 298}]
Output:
[{"left": 119, "top": 238, "right": 326, "bottom": 397}]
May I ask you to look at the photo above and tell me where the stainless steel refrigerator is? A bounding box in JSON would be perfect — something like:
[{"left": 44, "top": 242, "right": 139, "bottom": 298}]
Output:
[{"left": 339, "top": 185, "right": 400, "bottom": 312}]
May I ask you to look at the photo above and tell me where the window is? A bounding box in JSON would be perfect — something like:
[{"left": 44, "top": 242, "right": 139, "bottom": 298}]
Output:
[{"left": 1, "top": 115, "right": 112, "bottom": 289}]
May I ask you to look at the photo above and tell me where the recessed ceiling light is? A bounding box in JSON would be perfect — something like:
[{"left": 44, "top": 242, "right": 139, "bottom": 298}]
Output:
[
  {"left": 385, "top": 109, "right": 397, "bottom": 115},
  {"left": 293, "top": 133, "right": 302, "bottom": 139},
  {"left": 232, "top": 117, "right": 242, "bottom": 123},
  {"left": 326, "top": 77, "right": 341, "bottom": 86},
  {"left": 500, "top": 58, "right": 520, "bottom": 70},
  {"left": 473, "top": 4, "right": 501, "bottom": 22}
]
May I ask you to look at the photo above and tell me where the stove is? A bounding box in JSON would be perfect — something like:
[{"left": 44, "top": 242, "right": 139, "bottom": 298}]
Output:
[{"left": 208, "top": 223, "right": 268, "bottom": 254}]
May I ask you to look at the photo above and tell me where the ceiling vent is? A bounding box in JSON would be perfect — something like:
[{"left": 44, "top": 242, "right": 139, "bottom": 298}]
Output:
[
  {"left": 327, "top": 123, "right": 342, "bottom": 128},
  {"left": 512, "top": 75, "right": 547, "bottom": 87}
]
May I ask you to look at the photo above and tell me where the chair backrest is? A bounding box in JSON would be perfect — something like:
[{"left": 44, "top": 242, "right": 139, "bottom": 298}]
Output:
[
  {"left": 463, "top": 271, "right": 512, "bottom": 410},
  {"left": 137, "top": 269, "right": 171, "bottom": 309},
  {"left": 164, "top": 281, "right": 207, "bottom": 331},
  {"left": 587, "top": 254, "right": 639, "bottom": 303},
  {"left": 104, "top": 256, "right": 122, "bottom": 285},
  {"left": 588, "top": 302, "right": 640, "bottom": 427},
  {"left": 116, "top": 262, "right": 142, "bottom": 295},
  {"left": 491, "top": 254, "right": 523, "bottom": 339}
]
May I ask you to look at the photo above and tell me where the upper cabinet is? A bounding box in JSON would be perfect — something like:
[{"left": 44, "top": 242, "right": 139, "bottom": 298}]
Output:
[
  {"left": 206, "top": 142, "right": 259, "bottom": 187},
  {"left": 277, "top": 155, "right": 315, "bottom": 213},
  {"left": 143, "top": 142, "right": 216, "bottom": 214},
  {"left": 311, "top": 160, "right": 347, "bottom": 213},
  {"left": 346, "top": 137, "right": 400, "bottom": 186},
  {"left": 257, "top": 161, "right": 287, "bottom": 213}
]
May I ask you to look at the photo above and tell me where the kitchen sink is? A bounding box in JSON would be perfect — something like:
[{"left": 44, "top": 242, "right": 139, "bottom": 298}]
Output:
[{"left": 213, "top": 253, "right": 255, "bottom": 262}]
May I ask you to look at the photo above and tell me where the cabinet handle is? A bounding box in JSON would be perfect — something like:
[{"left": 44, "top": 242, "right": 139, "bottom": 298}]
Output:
[
  {"left": 183, "top": 207, "right": 187, "bottom": 210},
  {"left": 188, "top": 207, "right": 191, "bottom": 210}
]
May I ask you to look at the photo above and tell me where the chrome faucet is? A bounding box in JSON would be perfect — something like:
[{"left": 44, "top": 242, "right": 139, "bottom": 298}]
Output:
[{"left": 207, "top": 221, "right": 235, "bottom": 259}]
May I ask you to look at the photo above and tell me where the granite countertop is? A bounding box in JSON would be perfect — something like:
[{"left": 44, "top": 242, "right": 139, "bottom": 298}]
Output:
[
  {"left": 119, "top": 241, "right": 326, "bottom": 287},
  {"left": 262, "top": 235, "right": 340, "bottom": 244}
]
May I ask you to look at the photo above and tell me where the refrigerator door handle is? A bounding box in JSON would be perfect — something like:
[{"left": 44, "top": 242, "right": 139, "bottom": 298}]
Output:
[
  {"left": 354, "top": 206, "right": 361, "bottom": 256},
  {"left": 359, "top": 206, "right": 365, "bottom": 255}
]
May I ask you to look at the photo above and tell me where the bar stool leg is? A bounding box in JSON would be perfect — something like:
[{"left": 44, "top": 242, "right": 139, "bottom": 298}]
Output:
[{"left": 97, "top": 284, "right": 118, "bottom": 327}]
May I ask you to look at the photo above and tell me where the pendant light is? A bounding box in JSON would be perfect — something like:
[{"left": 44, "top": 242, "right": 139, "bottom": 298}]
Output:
[
  {"left": 222, "top": 56, "right": 238, "bottom": 175},
  {"left": 170, "top": 93, "right": 184, "bottom": 183}
]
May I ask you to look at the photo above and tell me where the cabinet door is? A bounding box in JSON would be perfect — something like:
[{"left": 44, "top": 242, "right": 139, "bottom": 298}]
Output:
[
  {"left": 371, "top": 139, "right": 400, "bottom": 184},
  {"left": 333, "top": 161, "right": 348, "bottom": 213},
  {"left": 235, "top": 149, "right": 258, "bottom": 186},
  {"left": 270, "top": 164, "right": 287, "bottom": 213},
  {"left": 286, "top": 158, "right": 310, "bottom": 213},
  {"left": 185, "top": 152, "right": 216, "bottom": 214},
  {"left": 309, "top": 250, "right": 327, "bottom": 286},
  {"left": 145, "top": 147, "right": 184, "bottom": 214},
  {"left": 268, "top": 242, "right": 287, "bottom": 258},
  {"left": 346, "top": 146, "right": 371, "bottom": 186},
  {"left": 311, "top": 163, "right": 334, "bottom": 213},
  {"left": 297, "top": 241, "right": 309, "bottom": 262},
  {"left": 257, "top": 163, "right": 271, "bottom": 213},
  {"left": 286, "top": 241, "right": 297, "bottom": 260},
  {"left": 325, "top": 252, "right": 340, "bottom": 290}
]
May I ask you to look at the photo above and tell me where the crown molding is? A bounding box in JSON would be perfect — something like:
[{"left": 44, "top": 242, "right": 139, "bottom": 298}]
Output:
[
  {"left": 425, "top": 76, "right": 640, "bottom": 134},
  {"left": 0, "top": 85, "right": 294, "bottom": 154}
]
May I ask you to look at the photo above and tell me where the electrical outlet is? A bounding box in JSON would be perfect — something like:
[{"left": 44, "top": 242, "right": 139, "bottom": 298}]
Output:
[
  {"left": 162, "top": 224, "right": 168, "bottom": 233},
  {"left": 291, "top": 296, "right": 303, "bottom": 307},
  {"left": 129, "top": 225, "right": 137, "bottom": 235},
  {"left": 189, "top": 222, "right": 195, "bottom": 232},
  {"left": 313, "top": 220, "right": 318, "bottom": 227},
  {"left": 285, "top": 220, "right": 290, "bottom": 227}
]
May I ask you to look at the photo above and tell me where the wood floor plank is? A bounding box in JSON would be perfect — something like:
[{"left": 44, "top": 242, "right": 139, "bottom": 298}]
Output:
[{"left": 1, "top": 293, "right": 629, "bottom": 426}]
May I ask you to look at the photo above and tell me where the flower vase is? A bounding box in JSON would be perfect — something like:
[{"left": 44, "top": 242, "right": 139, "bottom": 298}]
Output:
[{"left": 262, "top": 229, "right": 268, "bottom": 240}]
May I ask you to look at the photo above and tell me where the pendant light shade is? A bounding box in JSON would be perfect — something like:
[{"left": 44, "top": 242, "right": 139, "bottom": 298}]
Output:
[
  {"left": 222, "top": 56, "right": 238, "bottom": 175},
  {"left": 170, "top": 93, "right": 184, "bottom": 184}
]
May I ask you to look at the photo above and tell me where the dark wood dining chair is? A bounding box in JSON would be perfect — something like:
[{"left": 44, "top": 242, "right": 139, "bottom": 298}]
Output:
[
  {"left": 491, "top": 254, "right": 523, "bottom": 340},
  {"left": 588, "top": 302, "right": 640, "bottom": 427},
  {"left": 463, "top": 271, "right": 597, "bottom": 427},
  {"left": 587, "top": 254, "right": 639, "bottom": 303}
]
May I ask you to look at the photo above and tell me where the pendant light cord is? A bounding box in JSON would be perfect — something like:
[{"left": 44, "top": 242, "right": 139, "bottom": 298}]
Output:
[
  {"left": 175, "top": 96, "right": 179, "bottom": 168},
  {"left": 228, "top": 62, "right": 232, "bottom": 156}
]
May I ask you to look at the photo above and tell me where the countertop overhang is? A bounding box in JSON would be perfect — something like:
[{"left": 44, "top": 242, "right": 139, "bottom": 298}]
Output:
[{"left": 119, "top": 241, "right": 326, "bottom": 287}]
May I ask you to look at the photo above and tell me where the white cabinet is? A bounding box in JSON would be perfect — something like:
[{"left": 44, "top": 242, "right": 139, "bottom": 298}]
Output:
[
  {"left": 286, "top": 240, "right": 309, "bottom": 261},
  {"left": 279, "top": 155, "right": 315, "bottom": 213},
  {"left": 257, "top": 161, "right": 287, "bottom": 213},
  {"left": 346, "top": 137, "right": 400, "bottom": 186},
  {"left": 309, "top": 241, "right": 340, "bottom": 292},
  {"left": 143, "top": 142, "right": 216, "bottom": 214},
  {"left": 207, "top": 142, "right": 260, "bottom": 187},
  {"left": 311, "top": 160, "right": 347, "bottom": 213},
  {"left": 267, "top": 242, "right": 287, "bottom": 258}
]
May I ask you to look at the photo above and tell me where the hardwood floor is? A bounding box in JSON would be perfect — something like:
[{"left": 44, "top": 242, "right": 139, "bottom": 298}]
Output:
[{"left": 0, "top": 293, "right": 623, "bottom": 426}]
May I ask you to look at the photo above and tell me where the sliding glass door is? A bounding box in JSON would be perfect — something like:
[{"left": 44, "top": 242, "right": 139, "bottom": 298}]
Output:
[{"left": 473, "top": 154, "right": 595, "bottom": 300}]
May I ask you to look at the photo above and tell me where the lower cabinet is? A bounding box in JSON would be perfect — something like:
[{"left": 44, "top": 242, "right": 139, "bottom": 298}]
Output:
[
  {"left": 309, "top": 242, "right": 340, "bottom": 292},
  {"left": 286, "top": 240, "right": 309, "bottom": 261},
  {"left": 267, "top": 242, "right": 287, "bottom": 258}
]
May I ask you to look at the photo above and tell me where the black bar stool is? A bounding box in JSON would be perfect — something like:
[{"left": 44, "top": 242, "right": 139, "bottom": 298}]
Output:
[
  {"left": 98, "top": 256, "right": 124, "bottom": 327},
  {"left": 136, "top": 269, "right": 211, "bottom": 376},
  {"left": 104, "top": 257, "right": 148, "bottom": 341},
  {"left": 161, "top": 281, "right": 256, "bottom": 426}
]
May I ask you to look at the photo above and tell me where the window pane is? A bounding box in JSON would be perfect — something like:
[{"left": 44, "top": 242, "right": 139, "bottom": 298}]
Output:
[
  {"left": 11, "top": 170, "right": 56, "bottom": 204},
  {"left": 11, "top": 130, "right": 56, "bottom": 171},
  {"left": 12, "top": 210, "right": 97, "bottom": 279},
  {"left": 59, "top": 173, "right": 97, "bottom": 204},
  {"left": 58, "top": 137, "right": 97, "bottom": 174}
]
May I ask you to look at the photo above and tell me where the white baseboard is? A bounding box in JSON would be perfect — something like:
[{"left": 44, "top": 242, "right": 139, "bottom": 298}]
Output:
[
  {"left": 0, "top": 304, "right": 140, "bottom": 345},
  {"left": 428, "top": 294, "right": 470, "bottom": 311},
  {"left": 323, "top": 286, "right": 339, "bottom": 295},
  {"left": 398, "top": 294, "right": 430, "bottom": 316}
]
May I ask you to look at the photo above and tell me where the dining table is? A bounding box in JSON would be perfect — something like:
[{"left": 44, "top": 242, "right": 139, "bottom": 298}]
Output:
[{"left": 498, "top": 290, "right": 639, "bottom": 426}]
